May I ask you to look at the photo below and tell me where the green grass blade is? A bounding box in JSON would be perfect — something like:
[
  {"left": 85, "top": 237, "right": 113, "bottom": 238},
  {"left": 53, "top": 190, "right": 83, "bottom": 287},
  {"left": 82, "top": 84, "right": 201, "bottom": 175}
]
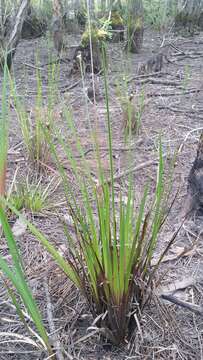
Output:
[
  {"left": 0, "top": 206, "right": 24, "bottom": 274},
  {"left": 2, "top": 198, "right": 81, "bottom": 288},
  {"left": 0, "top": 255, "right": 50, "bottom": 351},
  {"left": 0, "top": 61, "right": 9, "bottom": 196},
  {"left": 124, "top": 184, "right": 149, "bottom": 292},
  {"left": 2, "top": 277, "right": 32, "bottom": 335},
  {"left": 0, "top": 207, "right": 51, "bottom": 353}
]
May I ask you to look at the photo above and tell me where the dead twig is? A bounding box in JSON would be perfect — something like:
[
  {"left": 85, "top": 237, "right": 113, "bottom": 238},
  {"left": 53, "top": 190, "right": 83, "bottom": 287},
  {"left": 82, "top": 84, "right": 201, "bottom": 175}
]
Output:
[
  {"left": 38, "top": 160, "right": 60, "bottom": 175},
  {"left": 44, "top": 277, "right": 66, "bottom": 360},
  {"left": 23, "top": 63, "right": 43, "bottom": 71},
  {"left": 74, "top": 330, "right": 99, "bottom": 345},
  {"left": 158, "top": 278, "right": 196, "bottom": 296},
  {"left": 42, "top": 57, "right": 71, "bottom": 67},
  {"left": 178, "top": 127, "right": 203, "bottom": 154},
  {"left": 60, "top": 79, "right": 82, "bottom": 93},
  {"left": 152, "top": 239, "right": 199, "bottom": 266},
  {"left": 168, "top": 42, "right": 185, "bottom": 55}
]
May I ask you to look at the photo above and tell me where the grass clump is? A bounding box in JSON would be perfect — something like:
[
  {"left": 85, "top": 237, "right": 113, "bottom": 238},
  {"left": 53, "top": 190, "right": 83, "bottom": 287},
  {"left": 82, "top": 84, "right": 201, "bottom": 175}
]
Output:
[
  {"left": 10, "top": 65, "right": 58, "bottom": 170},
  {"left": 81, "top": 23, "right": 109, "bottom": 47},
  {"left": 9, "top": 176, "right": 60, "bottom": 214},
  {"left": 14, "top": 101, "right": 52, "bottom": 168},
  {"left": 0, "top": 13, "right": 179, "bottom": 349},
  {"left": 6, "top": 134, "right": 177, "bottom": 344},
  {"left": 5, "top": 77, "right": 177, "bottom": 344},
  {"left": 118, "top": 89, "right": 145, "bottom": 137},
  {"left": 3, "top": 43, "right": 177, "bottom": 345},
  {"left": 143, "top": 0, "right": 178, "bottom": 30},
  {"left": 111, "top": 10, "right": 124, "bottom": 26}
]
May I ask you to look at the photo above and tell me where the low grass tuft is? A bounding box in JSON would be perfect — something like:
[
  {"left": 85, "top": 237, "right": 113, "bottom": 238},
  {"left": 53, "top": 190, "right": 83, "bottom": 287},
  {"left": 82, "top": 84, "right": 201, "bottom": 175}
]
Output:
[{"left": 9, "top": 176, "right": 61, "bottom": 213}]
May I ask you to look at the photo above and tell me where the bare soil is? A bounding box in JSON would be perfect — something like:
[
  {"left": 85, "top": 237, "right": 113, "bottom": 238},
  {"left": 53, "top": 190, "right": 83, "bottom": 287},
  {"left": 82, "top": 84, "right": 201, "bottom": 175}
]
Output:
[{"left": 0, "top": 29, "right": 203, "bottom": 359}]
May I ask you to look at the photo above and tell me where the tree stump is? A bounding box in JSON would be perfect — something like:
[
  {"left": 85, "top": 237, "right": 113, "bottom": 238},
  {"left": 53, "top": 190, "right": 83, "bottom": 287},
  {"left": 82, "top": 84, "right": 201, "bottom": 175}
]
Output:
[
  {"left": 72, "top": 42, "right": 102, "bottom": 74},
  {"left": 71, "top": 25, "right": 107, "bottom": 74},
  {"left": 21, "top": 6, "right": 47, "bottom": 39},
  {"left": 126, "top": 0, "right": 144, "bottom": 53},
  {"left": 110, "top": 11, "right": 124, "bottom": 42},
  {"left": 52, "top": 17, "right": 64, "bottom": 55},
  {"left": 0, "top": 0, "right": 30, "bottom": 70},
  {"left": 185, "top": 132, "right": 203, "bottom": 216}
]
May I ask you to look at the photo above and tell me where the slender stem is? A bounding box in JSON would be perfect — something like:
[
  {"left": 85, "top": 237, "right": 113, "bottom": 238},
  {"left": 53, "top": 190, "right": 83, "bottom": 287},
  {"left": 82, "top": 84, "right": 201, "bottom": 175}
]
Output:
[
  {"left": 86, "top": 0, "right": 96, "bottom": 104},
  {"left": 102, "top": 44, "right": 116, "bottom": 238}
]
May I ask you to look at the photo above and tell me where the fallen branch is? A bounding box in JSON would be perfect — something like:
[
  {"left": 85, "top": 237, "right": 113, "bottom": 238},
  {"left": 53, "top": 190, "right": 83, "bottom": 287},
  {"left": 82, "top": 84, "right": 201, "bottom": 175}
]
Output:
[
  {"left": 158, "top": 278, "right": 195, "bottom": 296},
  {"left": 157, "top": 105, "right": 201, "bottom": 114},
  {"left": 106, "top": 155, "right": 167, "bottom": 184},
  {"left": 77, "top": 140, "right": 143, "bottom": 157},
  {"left": 135, "top": 77, "right": 183, "bottom": 87},
  {"left": 174, "top": 53, "right": 203, "bottom": 61},
  {"left": 148, "top": 88, "right": 201, "bottom": 98},
  {"left": 157, "top": 105, "right": 203, "bottom": 121},
  {"left": 160, "top": 294, "right": 203, "bottom": 315},
  {"left": 126, "top": 71, "right": 166, "bottom": 83}
]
